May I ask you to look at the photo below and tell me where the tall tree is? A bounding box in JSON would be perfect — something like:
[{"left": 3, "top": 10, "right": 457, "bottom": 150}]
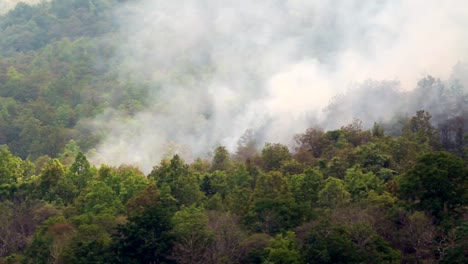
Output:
[{"left": 398, "top": 151, "right": 467, "bottom": 220}]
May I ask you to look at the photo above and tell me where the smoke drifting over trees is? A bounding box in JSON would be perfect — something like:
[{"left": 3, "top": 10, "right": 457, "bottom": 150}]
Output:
[
  {"left": 1, "top": 1, "right": 468, "bottom": 263},
  {"left": 88, "top": 0, "right": 468, "bottom": 172}
]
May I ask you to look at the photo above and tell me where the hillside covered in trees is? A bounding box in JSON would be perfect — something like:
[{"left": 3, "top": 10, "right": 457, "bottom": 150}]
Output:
[{"left": 0, "top": 0, "right": 467, "bottom": 263}]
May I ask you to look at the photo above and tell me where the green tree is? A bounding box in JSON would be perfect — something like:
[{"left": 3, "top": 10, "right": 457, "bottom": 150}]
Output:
[
  {"left": 303, "top": 222, "right": 399, "bottom": 264},
  {"left": 395, "top": 110, "right": 439, "bottom": 170},
  {"left": 0, "top": 145, "right": 25, "bottom": 185},
  {"left": 290, "top": 168, "right": 324, "bottom": 206},
  {"left": 210, "top": 146, "right": 231, "bottom": 172},
  {"left": 98, "top": 165, "right": 148, "bottom": 205},
  {"left": 68, "top": 152, "right": 94, "bottom": 192},
  {"left": 110, "top": 185, "right": 174, "bottom": 264},
  {"left": 36, "top": 158, "right": 66, "bottom": 202},
  {"left": 318, "top": 177, "right": 351, "bottom": 208},
  {"left": 344, "top": 167, "right": 384, "bottom": 201},
  {"left": 303, "top": 223, "right": 361, "bottom": 264},
  {"left": 171, "top": 205, "right": 212, "bottom": 264},
  {"left": 200, "top": 170, "right": 228, "bottom": 199},
  {"left": 398, "top": 151, "right": 467, "bottom": 220},
  {"left": 261, "top": 143, "right": 292, "bottom": 171},
  {"left": 58, "top": 139, "right": 81, "bottom": 165},
  {"left": 149, "top": 155, "right": 203, "bottom": 207},
  {"left": 75, "top": 180, "right": 123, "bottom": 215},
  {"left": 264, "top": 231, "right": 302, "bottom": 264},
  {"left": 244, "top": 171, "right": 301, "bottom": 234},
  {"left": 23, "top": 216, "right": 76, "bottom": 264}
]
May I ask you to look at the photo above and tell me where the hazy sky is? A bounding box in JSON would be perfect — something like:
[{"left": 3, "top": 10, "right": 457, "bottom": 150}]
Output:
[{"left": 0, "top": 0, "right": 43, "bottom": 14}]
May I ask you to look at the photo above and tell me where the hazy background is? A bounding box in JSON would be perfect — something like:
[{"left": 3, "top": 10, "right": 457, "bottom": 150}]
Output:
[
  {"left": 89, "top": 0, "right": 468, "bottom": 172},
  {"left": 0, "top": 0, "right": 44, "bottom": 14}
]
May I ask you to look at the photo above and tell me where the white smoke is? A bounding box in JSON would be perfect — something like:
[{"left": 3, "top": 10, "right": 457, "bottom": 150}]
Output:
[{"left": 90, "top": 0, "right": 468, "bottom": 172}]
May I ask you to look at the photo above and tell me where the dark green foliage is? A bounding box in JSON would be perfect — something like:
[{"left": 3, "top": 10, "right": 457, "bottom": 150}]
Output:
[
  {"left": 440, "top": 223, "right": 468, "bottom": 264},
  {"left": 398, "top": 151, "right": 467, "bottom": 220},
  {"left": 261, "top": 143, "right": 292, "bottom": 171},
  {"left": 303, "top": 222, "right": 400, "bottom": 264},
  {"left": 110, "top": 186, "right": 175, "bottom": 264},
  {"left": 149, "top": 155, "right": 203, "bottom": 207},
  {"left": 110, "top": 206, "right": 174, "bottom": 264},
  {"left": 303, "top": 223, "right": 362, "bottom": 264},
  {"left": 244, "top": 198, "right": 301, "bottom": 234},
  {"left": 63, "top": 240, "right": 110, "bottom": 264}
]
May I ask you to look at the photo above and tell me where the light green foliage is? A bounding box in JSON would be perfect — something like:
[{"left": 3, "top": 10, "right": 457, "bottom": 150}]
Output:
[
  {"left": 290, "top": 168, "right": 324, "bottom": 206},
  {"left": 171, "top": 205, "right": 213, "bottom": 264},
  {"left": 149, "top": 155, "right": 203, "bottom": 207},
  {"left": 254, "top": 171, "right": 292, "bottom": 201},
  {"left": 363, "top": 190, "right": 396, "bottom": 208},
  {"left": 229, "top": 163, "right": 254, "bottom": 189},
  {"left": 280, "top": 159, "right": 304, "bottom": 176},
  {"left": 58, "top": 140, "right": 81, "bottom": 165},
  {"left": 344, "top": 167, "right": 384, "bottom": 201},
  {"left": 353, "top": 142, "right": 392, "bottom": 175},
  {"left": 318, "top": 177, "right": 351, "bottom": 208},
  {"left": 116, "top": 166, "right": 148, "bottom": 204},
  {"left": 172, "top": 205, "right": 210, "bottom": 239},
  {"left": 210, "top": 145, "right": 231, "bottom": 172},
  {"left": 265, "top": 231, "right": 302, "bottom": 264},
  {"left": 75, "top": 180, "right": 123, "bottom": 215},
  {"left": 99, "top": 165, "right": 148, "bottom": 205},
  {"left": 0, "top": 145, "right": 25, "bottom": 185}
]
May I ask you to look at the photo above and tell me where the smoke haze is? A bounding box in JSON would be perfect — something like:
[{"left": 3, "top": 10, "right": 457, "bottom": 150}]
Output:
[
  {"left": 0, "top": 0, "right": 44, "bottom": 14},
  {"left": 89, "top": 0, "right": 468, "bottom": 172}
]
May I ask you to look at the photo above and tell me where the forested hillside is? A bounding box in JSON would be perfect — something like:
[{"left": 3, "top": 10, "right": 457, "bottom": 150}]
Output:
[{"left": 0, "top": 1, "right": 467, "bottom": 263}]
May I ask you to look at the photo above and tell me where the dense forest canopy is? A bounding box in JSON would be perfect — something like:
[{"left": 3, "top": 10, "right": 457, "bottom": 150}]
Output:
[{"left": 0, "top": 0, "right": 467, "bottom": 263}]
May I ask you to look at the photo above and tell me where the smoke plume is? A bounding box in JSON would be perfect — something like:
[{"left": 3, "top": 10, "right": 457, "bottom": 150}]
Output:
[{"left": 90, "top": 0, "right": 468, "bottom": 172}]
